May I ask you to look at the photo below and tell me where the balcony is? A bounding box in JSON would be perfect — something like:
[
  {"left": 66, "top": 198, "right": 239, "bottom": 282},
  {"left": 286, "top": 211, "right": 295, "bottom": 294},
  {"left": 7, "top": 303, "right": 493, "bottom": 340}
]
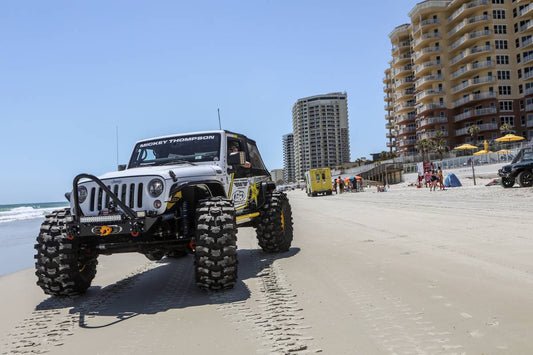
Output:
[
  {"left": 520, "top": 20, "right": 533, "bottom": 34},
  {"left": 522, "top": 36, "right": 533, "bottom": 49},
  {"left": 524, "top": 70, "right": 533, "bottom": 80},
  {"left": 395, "top": 89, "right": 415, "bottom": 100},
  {"left": 448, "top": 0, "right": 489, "bottom": 23},
  {"left": 450, "top": 29, "right": 491, "bottom": 52},
  {"left": 385, "top": 113, "right": 393, "bottom": 121},
  {"left": 451, "top": 60, "right": 494, "bottom": 80},
  {"left": 395, "top": 102, "right": 416, "bottom": 113},
  {"left": 394, "top": 77, "right": 415, "bottom": 89},
  {"left": 417, "top": 103, "right": 445, "bottom": 114},
  {"left": 519, "top": 4, "right": 532, "bottom": 18},
  {"left": 450, "top": 45, "right": 492, "bottom": 66},
  {"left": 414, "top": 60, "right": 442, "bottom": 75},
  {"left": 456, "top": 123, "right": 498, "bottom": 136},
  {"left": 448, "top": 14, "right": 491, "bottom": 38},
  {"left": 453, "top": 91, "right": 496, "bottom": 107},
  {"left": 419, "top": 130, "right": 449, "bottom": 140},
  {"left": 454, "top": 107, "right": 497, "bottom": 122},
  {"left": 418, "top": 116, "right": 448, "bottom": 128},
  {"left": 413, "top": 18, "right": 440, "bottom": 33},
  {"left": 386, "top": 122, "right": 393, "bottom": 129},
  {"left": 386, "top": 142, "right": 395, "bottom": 148},
  {"left": 416, "top": 74, "right": 444, "bottom": 89},
  {"left": 452, "top": 76, "right": 495, "bottom": 94},
  {"left": 392, "top": 64, "right": 413, "bottom": 76},
  {"left": 398, "top": 127, "right": 417, "bottom": 135},
  {"left": 413, "top": 46, "right": 442, "bottom": 62},
  {"left": 392, "top": 52, "right": 412, "bottom": 65},
  {"left": 413, "top": 32, "right": 441, "bottom": 49},
  {"left": 416, "top": 89, "right": 446, "bottom": 101}
]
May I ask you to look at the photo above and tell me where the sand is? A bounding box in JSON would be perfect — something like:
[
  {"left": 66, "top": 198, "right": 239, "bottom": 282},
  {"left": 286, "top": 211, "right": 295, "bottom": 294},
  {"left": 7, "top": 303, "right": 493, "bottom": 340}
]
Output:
[{"left": 2, "top": 162, "right": 533, "bottom": 354}]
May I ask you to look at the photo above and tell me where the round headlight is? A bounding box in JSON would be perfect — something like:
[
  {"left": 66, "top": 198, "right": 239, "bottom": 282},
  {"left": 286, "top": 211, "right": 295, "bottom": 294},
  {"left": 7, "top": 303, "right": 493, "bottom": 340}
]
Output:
[
  {"left": 148, "top": 178, "right": 164, "bottom": 197},
  {"left": 78, "top": 186, "right": 88, "bottom": 204}
]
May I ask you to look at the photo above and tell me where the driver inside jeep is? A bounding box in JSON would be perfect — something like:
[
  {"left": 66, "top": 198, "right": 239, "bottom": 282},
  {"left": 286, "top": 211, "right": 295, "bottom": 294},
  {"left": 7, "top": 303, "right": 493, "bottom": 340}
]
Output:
[{"left": 229, "top": 143, "right": 251, "bottom": 169}]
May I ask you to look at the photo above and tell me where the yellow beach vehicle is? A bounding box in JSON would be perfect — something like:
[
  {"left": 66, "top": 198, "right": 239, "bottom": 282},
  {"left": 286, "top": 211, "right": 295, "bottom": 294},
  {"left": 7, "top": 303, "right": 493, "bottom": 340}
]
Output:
[{"left": 305, "top": 168, "right": 333, "bottom": 197}]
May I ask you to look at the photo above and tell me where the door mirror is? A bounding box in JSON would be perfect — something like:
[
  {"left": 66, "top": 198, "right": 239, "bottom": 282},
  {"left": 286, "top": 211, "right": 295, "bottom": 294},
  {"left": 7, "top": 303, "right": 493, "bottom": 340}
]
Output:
[{"left": 118, "top": 164, "right": 127, "bottom": 171}]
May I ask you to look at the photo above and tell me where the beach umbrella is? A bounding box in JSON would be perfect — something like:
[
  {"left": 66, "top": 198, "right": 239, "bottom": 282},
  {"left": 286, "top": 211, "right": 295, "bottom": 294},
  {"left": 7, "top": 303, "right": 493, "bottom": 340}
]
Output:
[
  {"left": 473, "top": 150, "right": 492, "bottom": 155},
  {"left": 454, "top": 143, "right": 478, "bottom": 185},
  {"left": 496, "top": 149, "right": 513, "bottom": 154},
  {"left": 495, "top": 134, "right": 525, "bottom": 142}
]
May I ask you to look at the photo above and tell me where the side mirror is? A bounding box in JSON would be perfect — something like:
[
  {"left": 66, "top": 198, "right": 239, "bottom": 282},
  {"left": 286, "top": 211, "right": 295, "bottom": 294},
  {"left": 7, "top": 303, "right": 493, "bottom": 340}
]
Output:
[
  {"left": 118, "top": 164, "right": 127, "bottom": 171},
  {"left": 228, "top": 152, "right": 245, "bottom": 165}
]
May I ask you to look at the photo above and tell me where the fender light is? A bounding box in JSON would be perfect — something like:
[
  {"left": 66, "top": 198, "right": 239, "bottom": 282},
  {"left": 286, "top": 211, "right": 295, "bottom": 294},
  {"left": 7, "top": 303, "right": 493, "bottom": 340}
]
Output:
[{"left": 80, "top": 215, "right": 122, "bottom": 223}]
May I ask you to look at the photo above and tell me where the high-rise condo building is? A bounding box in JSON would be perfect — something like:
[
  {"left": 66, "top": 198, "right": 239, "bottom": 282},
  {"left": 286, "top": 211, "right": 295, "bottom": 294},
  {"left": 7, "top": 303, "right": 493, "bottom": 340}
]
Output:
[
  {"left": 385, "top": 0, "right": 533, "bottom": 156},
  {"left": 282, "top": 133, "right": 296, "bottom": 183},
  {"left": 292, "top": 92, "right": 350, "bottom": 180}
]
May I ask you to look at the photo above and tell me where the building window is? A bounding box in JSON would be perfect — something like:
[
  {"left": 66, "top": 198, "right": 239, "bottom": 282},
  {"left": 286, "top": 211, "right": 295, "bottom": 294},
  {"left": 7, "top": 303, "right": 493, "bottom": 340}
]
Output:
[
  {"left": 497, "top": 70, "right": 511, "bottom": 80},
  {"left": 493, "top": 10, "right": 506, "bottom": 19},
  {"left": 499, "top": 86, "right": 512, "bottom": 95},
  {"left": 500, "top": 116, "right": 514, "bottom": 125},
  {"left": 492, "top": 0, "right": 504, "bottom": 4},
  {"left": 499, "top": 100, "right": 513, "bottom": 111},
  {"left": 496, "top": 55, "right": 510, "bottom": 64},
  {"left": 495, "top": 39, "right": 508, "bottom": 49},
  {"left": 494, "top": 24, "right": 507, "bottom": 34}
]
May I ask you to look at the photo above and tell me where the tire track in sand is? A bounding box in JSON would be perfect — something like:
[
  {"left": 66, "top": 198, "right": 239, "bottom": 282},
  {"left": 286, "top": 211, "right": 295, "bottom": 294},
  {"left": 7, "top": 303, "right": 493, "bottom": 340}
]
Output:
[
  {"left": 2, "top": 261, "right": 159, "bottom": 354},
  {"left": 212, "top": 251, "right": 321, "bottom": 354}
]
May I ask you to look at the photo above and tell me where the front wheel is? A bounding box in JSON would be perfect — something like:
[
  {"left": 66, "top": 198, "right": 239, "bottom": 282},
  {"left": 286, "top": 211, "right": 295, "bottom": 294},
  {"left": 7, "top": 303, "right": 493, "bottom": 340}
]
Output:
[
  {"left": 34, "top": 209, "right": 98, "bottom": 296},
  {"left": 254, "top": 192, "right": 293, "bottom": 253},
  {"left": 194, "top": 197, "right": 237, "bottom": 291},
  {"left": 517, "top": 170, "right": 533, "bottom": 188},
  {"left": 501, "top": 177, "right": 515, "bottom": 188}
]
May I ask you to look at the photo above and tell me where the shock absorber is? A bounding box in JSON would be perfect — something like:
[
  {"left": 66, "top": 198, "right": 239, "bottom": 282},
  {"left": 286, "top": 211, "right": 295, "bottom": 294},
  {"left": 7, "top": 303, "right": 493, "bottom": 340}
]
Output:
[{"left": 181, "top": 201, "right": 189, "bottom": 239}]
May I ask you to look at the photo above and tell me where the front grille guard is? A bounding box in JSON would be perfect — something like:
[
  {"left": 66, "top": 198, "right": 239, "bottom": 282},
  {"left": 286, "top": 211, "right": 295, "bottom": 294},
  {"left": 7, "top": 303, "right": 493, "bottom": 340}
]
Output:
[{"left": 72, "top": 174, "right": 137, "bottom": 220}]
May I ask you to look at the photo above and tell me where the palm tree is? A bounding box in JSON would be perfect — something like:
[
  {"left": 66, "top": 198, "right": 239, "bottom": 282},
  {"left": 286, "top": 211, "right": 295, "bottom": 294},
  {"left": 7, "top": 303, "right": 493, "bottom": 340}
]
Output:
[
  {"left": 467, "top": 125, "right": 480, "bottom": 146},
  {"left": 431, "top": 130, "right": 449, "bottom": 160},
  {"left": 416, "top": 138, "right": 432, "bottom": 161},
  {"left": 499, "top": 123, "right": 514, "bottom": 135}
]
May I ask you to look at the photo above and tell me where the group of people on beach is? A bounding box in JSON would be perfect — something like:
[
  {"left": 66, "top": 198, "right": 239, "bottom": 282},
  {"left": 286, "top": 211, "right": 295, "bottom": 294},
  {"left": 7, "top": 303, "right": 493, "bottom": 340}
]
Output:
[
  {"left": 418, "top": 167, "right": 445, "bottom": 191},
  {"left": 333, "top": 176, "right": 363, "bottom": 194}
]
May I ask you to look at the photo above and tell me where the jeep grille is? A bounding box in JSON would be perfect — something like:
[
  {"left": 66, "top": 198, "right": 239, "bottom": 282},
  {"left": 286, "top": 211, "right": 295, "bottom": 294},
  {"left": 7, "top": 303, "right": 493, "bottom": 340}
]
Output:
[{"left": 89, "top": 183, "right": 144, "bottom": 211}]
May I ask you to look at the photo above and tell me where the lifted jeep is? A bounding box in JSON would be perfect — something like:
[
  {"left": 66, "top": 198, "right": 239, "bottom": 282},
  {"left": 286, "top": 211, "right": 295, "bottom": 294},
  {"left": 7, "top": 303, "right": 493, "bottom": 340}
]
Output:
[
  {"left": 498, "top": 147, "right": 533, "bottom": 188},
  {"left": 34, "top": 130, "right": 294, "bottom": 296}
]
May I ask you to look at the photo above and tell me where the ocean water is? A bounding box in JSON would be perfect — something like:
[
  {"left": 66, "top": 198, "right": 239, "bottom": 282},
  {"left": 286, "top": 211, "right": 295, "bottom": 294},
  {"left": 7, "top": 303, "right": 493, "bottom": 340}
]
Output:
[{"left": 0, "top": 202, "right": 69, "bottom": 276}]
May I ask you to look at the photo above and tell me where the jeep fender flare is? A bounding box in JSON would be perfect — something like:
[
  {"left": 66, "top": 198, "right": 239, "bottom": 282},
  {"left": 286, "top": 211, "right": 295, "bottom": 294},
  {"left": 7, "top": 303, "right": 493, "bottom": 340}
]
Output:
[{"left": 169, "top": 180, "right": 228, "bottom": 200}]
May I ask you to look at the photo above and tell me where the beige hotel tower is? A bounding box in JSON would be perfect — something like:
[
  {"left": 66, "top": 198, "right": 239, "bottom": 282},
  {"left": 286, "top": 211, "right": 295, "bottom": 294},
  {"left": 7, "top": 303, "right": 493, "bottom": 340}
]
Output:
[
  {"left": 292, "top": 93, "right": 350, "bottom": 180},
  {"left": 384, "top": 0, "right": 533, "bottom": 156}
]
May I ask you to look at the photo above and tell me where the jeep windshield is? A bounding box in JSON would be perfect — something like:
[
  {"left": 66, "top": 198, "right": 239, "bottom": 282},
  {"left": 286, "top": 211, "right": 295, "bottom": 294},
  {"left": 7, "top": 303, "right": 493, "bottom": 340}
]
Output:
[{"left": 128, "top": 134, "right": 221, "bottom": 168}]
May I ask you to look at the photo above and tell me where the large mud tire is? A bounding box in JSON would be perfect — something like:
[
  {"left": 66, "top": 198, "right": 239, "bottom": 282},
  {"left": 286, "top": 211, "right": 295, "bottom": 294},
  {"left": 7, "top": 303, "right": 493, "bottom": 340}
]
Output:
[
  {"left": 194, "top": 197, "right": 237, "bottom": 291},
  {"left": 517, "top": 170, "right": 533, "bottom": 187},
  {"left": 501, "top": 176, "right": 515, "bottom": 188},
  {"left": 254, "top": 192, "right": 293, "bottom": 253},
  {"left": 34, "top": 209, "right": 98, "bottom": 296}
]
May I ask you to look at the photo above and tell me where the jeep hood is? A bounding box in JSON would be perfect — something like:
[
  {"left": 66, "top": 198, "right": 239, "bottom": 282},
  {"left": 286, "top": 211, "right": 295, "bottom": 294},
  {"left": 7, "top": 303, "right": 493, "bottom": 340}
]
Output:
[{"left": 96, "top": 164, "right": 221, "bottom": 181}]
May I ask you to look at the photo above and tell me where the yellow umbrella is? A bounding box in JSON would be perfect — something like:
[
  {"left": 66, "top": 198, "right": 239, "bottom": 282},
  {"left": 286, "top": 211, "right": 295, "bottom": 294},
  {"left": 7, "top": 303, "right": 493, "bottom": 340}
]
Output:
[
  {"left": 473, "top": 150, "right": 492, "bottom": 155},
  {"left": 496, "top": 149, "right": 512, "bottom": 154},
  {"left": 495, "top": 134, "right": 525, "bottom": 142},
  {"left": 454, "top": 143, "right": 478, "bottom": 185},
  {"left": 454, "top": 143, "right": 478, "bottom": 150}
]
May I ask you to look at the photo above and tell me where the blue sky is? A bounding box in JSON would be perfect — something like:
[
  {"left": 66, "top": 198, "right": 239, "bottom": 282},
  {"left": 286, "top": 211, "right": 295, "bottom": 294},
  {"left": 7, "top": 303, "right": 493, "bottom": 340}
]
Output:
[{"left": 0, "top": 0, "right": 420, "bottom": 204}]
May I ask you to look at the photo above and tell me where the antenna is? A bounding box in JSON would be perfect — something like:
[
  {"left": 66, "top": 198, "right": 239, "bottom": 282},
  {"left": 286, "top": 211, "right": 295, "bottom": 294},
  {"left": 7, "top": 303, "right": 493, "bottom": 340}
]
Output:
[
  {"left": 116, "top": 126, "right": 119, "bottom": 166},
  {"left": 217, "top": 108, "right": 222, "bottom": 129}
]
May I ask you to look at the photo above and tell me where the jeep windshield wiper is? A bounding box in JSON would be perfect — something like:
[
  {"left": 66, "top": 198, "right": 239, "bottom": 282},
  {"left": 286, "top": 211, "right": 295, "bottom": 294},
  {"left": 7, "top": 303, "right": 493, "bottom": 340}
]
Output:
[{"left": 161, "top": 160, "right": 197, "bottom": 166}]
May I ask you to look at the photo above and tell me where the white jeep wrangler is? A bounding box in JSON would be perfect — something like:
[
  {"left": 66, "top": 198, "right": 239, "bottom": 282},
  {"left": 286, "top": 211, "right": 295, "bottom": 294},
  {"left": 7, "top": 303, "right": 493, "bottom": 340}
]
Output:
[{"left": 34, "top": 130, "right": 293, "bottom": 296}]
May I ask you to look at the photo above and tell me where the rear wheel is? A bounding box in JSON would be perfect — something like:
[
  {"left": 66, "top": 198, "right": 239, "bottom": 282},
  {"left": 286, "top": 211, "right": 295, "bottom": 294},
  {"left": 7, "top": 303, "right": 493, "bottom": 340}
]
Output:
[
  {"left": 194, "top": 197, "right": 237, "bottom": 291},
  {"left": 254, "top": 192, "right": 293, "bottom": 253},
  {"left": 518, "top": 170, "right": 533, "bottom": 187},
  {"left": 34, "top": 209, "right": 98, "bottom": 296},
  {"left": 501, "top": 177, "right": 515, "bottom": 188}
]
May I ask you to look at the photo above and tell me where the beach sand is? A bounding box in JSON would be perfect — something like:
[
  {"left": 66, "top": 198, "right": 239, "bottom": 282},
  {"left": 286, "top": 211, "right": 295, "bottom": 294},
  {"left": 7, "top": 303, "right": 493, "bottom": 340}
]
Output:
[{"left": 2, "top": 162, "right": 533, "bottom": 354}]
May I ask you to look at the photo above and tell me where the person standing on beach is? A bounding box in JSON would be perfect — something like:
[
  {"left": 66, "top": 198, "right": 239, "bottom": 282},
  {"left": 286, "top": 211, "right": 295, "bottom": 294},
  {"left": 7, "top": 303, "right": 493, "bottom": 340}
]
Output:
[
  {"left": 430, "top": 170, "right": 438, "bottom": 191},
  {"left": 338, "top": 177, "right": 344, "bottom": 194},
  {"left": 437, "top": 167, "right": 444, "bottom": 190},
  {"left": 333, "top": 179, "right": 337, "bottom": 194}
]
